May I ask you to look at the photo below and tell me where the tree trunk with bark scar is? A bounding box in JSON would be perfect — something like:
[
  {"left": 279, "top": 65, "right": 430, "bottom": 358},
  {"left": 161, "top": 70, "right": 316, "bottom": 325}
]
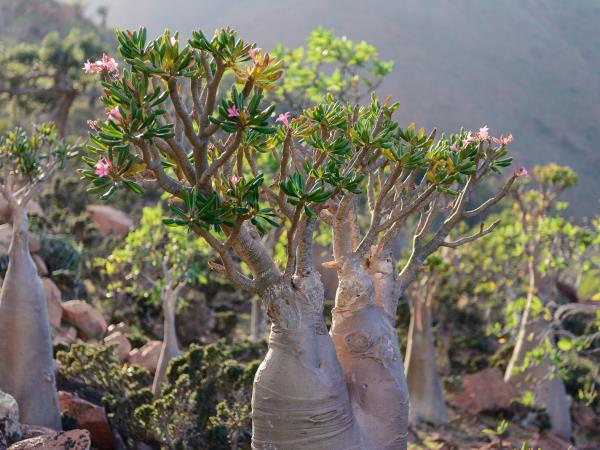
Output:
[
  {"left": 152, "top": 284, "right": 182, "bottom": 397},
  {"left": 252, "top": 272, "right": 363, "bottom": 450},
  {"left": 0, "top": 204, "right": 61, "bottom": 429},
  {"left": 330, "top": 255, "right": 409, "bottom": 450},
  {"left": 405, "top": 296, "right": 448, "bottom": 425}
]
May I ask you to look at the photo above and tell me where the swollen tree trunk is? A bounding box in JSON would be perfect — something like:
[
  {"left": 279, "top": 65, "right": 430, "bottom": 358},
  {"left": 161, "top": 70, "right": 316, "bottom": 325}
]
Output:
[
  {"left": 504, "top": 262, "right": 572, "bottom": 440},
  {"left": 249, "top": 296, "right": 266, "bottom": 343},
  {"left": 152, "top": 287, "right": 181, "bottom": 397},
  {"left": 330, "top": 254, "right": 409, "bottom": 450},
  {"left": 0, "top": 204, "right": 61, "bottom": 429},
  {"left": 252, "top": 272, "right": 362, "bottom": 450},
  {"left": 405, "top": 295, "right": 448, "bottom": 425}
]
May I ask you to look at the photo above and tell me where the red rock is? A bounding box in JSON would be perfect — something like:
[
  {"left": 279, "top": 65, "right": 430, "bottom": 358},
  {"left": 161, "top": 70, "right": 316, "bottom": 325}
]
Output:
[
  {"left": 454, "top": 368, "right": 518, "bottom": 413},
  {"left": 53, "top": 326, "right": 78, "bottom": 345},
  {"left": 572, "top": 403, "right": 598, "bottom": 432},
  {"left": 128, "top": 340, "right": 162, "bottom": 373},
  {"left": 103, "top": 331, "right": 131, "bottom": 362},
  {"left": 8, "top": 429, "right": 91, "bottom": 449},
  {"left": 87, "top": 205, "right": 132, "bottom": 238},
  {"left": 42, "top": 278, "right": 62, "bottom": 329},
  {"left": 62, "top": 300, "right": 107, "bottom": 339},
  {"left": 32, "top": 254, "right": 48, "bottom": 276},
  {"left": 58, "top": 392, "right": 114, "bottom": 450}
]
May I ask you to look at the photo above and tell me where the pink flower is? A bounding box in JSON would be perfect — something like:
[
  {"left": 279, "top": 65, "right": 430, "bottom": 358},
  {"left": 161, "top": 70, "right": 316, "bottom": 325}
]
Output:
[
  {"left": 264, "top": 53, "right": 276, "bottom": 64},
  {"left": 492, "top": 134, "right": 513, "bottom": 146},
  {"left": 227, "top": 105, "right": 240, "bottom": 118},
  {"left": 276, "top": 112, "right": 291, "bottom": 128},
  {"left": 108, "top": 107, "right": 123, "bottom": 122},
  {"left": 450, "top": 144, "right": 459, "bottom": 152},
  {"left": 83, "top": 60, "right": 102, "bottom": 74},
  {"left": 248, "top": 47, "right": 261, "bottom": 62},
  {"left": 83, "top": 54, "right": 119, "bottom": 75},
  {"left": 476, "top": 125, "right": 490, "bottom": 141},
  {"left": 95, "top": 157, "right": 112, "bottom": 177},
  {"left": 515, "top": 166, "right": 529, "bottom": 178},
  {"left": 100, "top": 53, "right": 119, "bottom": 73},
  {"left": 229, "top": 175, "right": 241, "bottom": 186}
]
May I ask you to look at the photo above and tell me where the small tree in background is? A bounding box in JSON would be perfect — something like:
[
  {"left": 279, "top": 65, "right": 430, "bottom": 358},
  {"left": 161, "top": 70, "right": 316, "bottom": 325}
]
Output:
[
  {"left": 504, "top": 163, "right": 594, "bottom": 440},
  {"left": 0, "top": 123, "right": 75, "bottom": 429},
  {"left": 0, "top": 29, "right": 106, "bottom": 136},
  {"left": 273, "top": 27, "right": 393, "bottom": 112}
]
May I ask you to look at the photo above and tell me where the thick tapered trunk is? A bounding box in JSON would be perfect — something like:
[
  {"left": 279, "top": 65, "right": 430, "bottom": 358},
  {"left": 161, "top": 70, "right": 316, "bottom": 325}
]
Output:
[
  {"left": 405, "top": 297, "right": 448, "bottom": 425},
  {"left": 330, "top": 258, "right": 409, "bottom": 450},
  {"left": 505, "top": 319, "right": 572, "bottom": 440},
  {"left": 252, "top": 274, "right": 362, "bottom": 450},
  {"left": 152, "top": 294, "right": 181, "bottom": 397},
  {"left": 0, "top": 205, "right": 61, "bottom": 429},
  {"left": 250, "top": 296, "right": 266, "bottom": 343}
]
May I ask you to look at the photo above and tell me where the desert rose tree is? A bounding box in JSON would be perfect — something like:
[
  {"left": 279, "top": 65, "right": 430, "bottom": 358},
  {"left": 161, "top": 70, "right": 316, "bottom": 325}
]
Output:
[
  {"left": 0, "top": 124, "right": 74, "bottom": 429},
  {"left": 322, "top": 124, "right": 520, "bottom": 447},
  {"left": 81, "top": 27, "right": 517, "bottom": 449}
]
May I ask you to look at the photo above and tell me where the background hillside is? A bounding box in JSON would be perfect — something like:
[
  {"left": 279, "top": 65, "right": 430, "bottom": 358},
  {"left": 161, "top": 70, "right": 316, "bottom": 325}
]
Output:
[
  {"left": 5, "top": 0, "right": 600, "bottom": 215},
  {"left": 80, "top": 0, "right": 600, "bottom": 216}
]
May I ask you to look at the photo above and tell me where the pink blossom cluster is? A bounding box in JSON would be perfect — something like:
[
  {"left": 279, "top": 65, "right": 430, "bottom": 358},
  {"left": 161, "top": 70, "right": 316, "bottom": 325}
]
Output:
[
  {"left": 276, "top": 112, "right": 291, "bottom": 128},
  {"left": 83, "top": 54, "right": 119, "bottom": 75},
  {"left": 95, "top": 157, "right": 112, "bottom": 177},
  {"left": 463, "top": 125, "right": 513, "bottom": 148}
]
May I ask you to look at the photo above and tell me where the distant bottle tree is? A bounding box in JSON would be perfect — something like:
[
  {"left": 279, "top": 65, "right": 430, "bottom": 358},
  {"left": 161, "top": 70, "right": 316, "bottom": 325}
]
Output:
[{"left": 0, "top": 29, "right": 106, "bottom": 136}]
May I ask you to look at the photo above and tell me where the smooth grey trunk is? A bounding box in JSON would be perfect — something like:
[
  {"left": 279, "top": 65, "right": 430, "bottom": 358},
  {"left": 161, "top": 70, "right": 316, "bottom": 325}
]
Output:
[
  {"left": 152, "top": 287, "right": 181, "bottom": 397},
  {"left": 504, "top": 261, "right": 572, "bottom": 440},
  {"left": 330, "top": 255, "right": 409, "bottom": 450},
  {"left": 251, "top": 273, "right": 363, "bottom": 450},
  {"left": 405, "top": 296, "right": 448, "bottom": 425},
  {"left": 249, "top": 296, "right": 265, "bottom": 343},
  {"left": 0, "top": 205, "right": 61, "bottom": 429}
]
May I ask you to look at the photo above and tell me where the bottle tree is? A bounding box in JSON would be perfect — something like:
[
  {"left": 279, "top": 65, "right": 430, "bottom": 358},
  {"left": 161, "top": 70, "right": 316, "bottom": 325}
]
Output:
[
  {"left": 81, "top": 28, "right": 516, "bottom": 449},
  {"left": 323, "top": 125, "right": 519, "bottom": 447},
  {"left": 0, "top": 124, "right": 74, "bottom": 429},
  {"left": 404, "top": 254, "right": 450, "bottom": 425}
]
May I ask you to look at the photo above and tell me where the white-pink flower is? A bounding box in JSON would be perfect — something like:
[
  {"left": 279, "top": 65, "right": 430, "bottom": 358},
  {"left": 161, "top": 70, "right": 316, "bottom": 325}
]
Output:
[
  {"left": 108, "top": 107, "right": 123, "bottom": 122},
  {"left": 83, "top": 53, "right": 119, "bottom": 75},
  {"left": 276, "top": 112, "right": 291, "bottom": 128},
  {"left": 95, "top": 157, "right": 112, "bottom": 177},
  {"left": 83, "top": 60, "right": 102, "bottom": 74},
  {"left": 515, "top": 166, "right": 529, "bottom": 178},
  {"left": 492, "top": 134, "right": 513, "bottom": 146},
  {"left": 170, "top": 36, "right": 177, "bottom": 46},
  {"left": 227, "top": 105, "right": 240, "bottom": 118},
  {"left": 229, "top": 175, "right": 241, "bottom": 186},
  {"left": 476, "top": 125, "right": 490, "bottom": 141},
  {"left": 100, "top": 53, "right": 119, "bottom": 73},
  {"left": 450, "top": 144, "right": 459, "bottom": 152}
]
